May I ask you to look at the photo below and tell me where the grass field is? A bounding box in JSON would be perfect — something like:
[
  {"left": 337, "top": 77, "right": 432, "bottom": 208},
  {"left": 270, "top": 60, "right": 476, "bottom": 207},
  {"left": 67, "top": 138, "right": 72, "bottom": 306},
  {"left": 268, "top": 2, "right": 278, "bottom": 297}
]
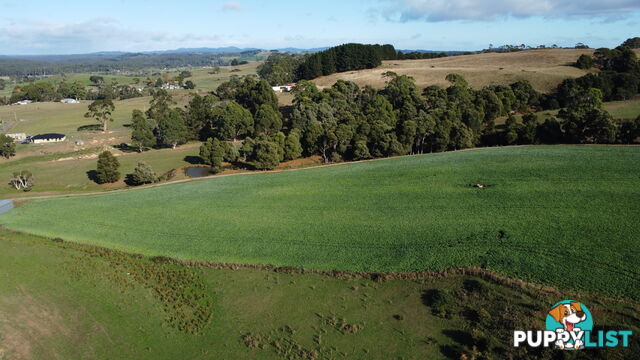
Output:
[
  {"left": 605, "top": 96, "right": 640, "bottom": 119},
  {"left": 0, "top": 92, "right": 199, "bottom": 163},
  {"left": 0, "top": 143, "right": 201, "bottom": 196},
  {"left": 0, "top": 62, "right": 260, "bottom": 99},
  {"left": 1, "top": 230, "right": 638, "bottom": 359},
  {"left": 182, "top": 62, "right": 260, "bottom": 92},
  {"left": 314, "top": 49, "right": 615, "bottom": 93},
  {"left": 2, "top": 145, "right": 639, "bottom": 299},
  {"left": 0, "top": 73, "right": 140, "bottom": 98}
]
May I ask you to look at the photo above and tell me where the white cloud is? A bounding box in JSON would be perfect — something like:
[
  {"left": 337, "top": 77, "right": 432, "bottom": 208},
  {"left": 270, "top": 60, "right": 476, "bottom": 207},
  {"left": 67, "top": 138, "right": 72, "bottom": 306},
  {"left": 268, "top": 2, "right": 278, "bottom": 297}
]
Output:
[
  {"left": 0, "top": 19, "right": 228, "bottom": 54},
  {"left": 222, "top": 1, "right": 241, "bottom": 11},
  {"left": 384, "top": 0, "right": 640, "bottom": 22}
]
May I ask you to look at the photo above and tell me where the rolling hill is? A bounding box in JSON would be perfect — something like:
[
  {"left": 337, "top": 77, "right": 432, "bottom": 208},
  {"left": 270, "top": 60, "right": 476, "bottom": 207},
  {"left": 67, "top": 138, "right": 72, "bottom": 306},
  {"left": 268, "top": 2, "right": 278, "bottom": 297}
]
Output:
[
  {"left": 313, "top": 49, "right": 635, "bottom": 92},
  {"left": 2, "top": 145, "right": 639, "bottom": 299}
]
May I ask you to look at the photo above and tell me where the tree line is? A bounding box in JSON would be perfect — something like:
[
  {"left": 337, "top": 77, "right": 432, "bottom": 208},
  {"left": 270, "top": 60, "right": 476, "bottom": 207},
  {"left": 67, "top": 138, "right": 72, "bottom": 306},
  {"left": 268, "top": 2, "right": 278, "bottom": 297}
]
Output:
[
  {"left": 566, "top": 45, "right": 640, "bottom": 102},
  {"left": 3, "top": 71, "right": 198, "bottom": 105},
  {"left": 124, "top": 48, "right": 638, "bottom": 178},
  {"left": 4, "top": 80, "right": 144, "bottom": 104},
  {"left": 258, "top": 43, "right": 447, "bottom": 85}
]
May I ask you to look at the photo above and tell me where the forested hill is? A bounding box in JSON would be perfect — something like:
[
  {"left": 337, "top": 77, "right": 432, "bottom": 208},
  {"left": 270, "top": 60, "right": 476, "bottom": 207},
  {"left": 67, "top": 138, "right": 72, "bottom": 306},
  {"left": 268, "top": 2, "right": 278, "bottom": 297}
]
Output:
[
  {"left": 0, "top": 50, "right": 262, "bottom": 76},
  {"left": 296, "top": 43, "right": 398, "bottom": 80}
]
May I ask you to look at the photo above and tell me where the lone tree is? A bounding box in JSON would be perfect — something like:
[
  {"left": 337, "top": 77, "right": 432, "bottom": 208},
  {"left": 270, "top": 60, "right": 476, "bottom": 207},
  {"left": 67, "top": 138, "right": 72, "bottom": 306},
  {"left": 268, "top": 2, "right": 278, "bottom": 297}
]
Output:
[
  {"left": 0, "top": 134, "right": 16, "bottom": 159},
  {"left": 85, "top": 99, "right": 115, "bottom": 132},
  {"left": 89, "top": 75, "right": 104, "bottom": 86},
  {"left": 9, "top": 170, "right": 34, "bottom": 191},
  {"left": 95, "top": 151, "right": 120, "bottom": 184},
  {"left": 130, "top": 110, "right": 156, "bottom": 152},
  {"left": 183, "top": 80, "right": 196, "bottom": 90},
  {"left": 130, "top": 161, "right": 158, "bottom": 185}
]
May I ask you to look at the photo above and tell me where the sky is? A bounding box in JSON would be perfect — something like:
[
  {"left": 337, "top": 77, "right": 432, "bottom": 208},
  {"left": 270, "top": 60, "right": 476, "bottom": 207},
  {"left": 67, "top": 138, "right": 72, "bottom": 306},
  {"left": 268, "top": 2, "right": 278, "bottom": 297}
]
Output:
[{"left": 0, "top": 0, "right": 638, "bottom": 55}]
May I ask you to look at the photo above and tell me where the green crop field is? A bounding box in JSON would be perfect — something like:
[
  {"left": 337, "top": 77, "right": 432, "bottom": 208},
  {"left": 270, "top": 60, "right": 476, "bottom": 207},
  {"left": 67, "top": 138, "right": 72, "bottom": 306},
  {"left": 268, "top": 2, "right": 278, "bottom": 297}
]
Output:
[{"left": 2, "top": 146, "right": 640, "bottom": 299}]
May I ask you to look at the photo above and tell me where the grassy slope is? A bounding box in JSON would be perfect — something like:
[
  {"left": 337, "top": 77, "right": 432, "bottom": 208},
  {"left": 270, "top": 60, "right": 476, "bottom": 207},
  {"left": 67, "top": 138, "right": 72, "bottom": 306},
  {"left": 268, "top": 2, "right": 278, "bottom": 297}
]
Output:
[
  {"left": 1, "top": 230, "right": 638, "bottom": 359},
  {"left": 2, "top": 146, "right": 639, "bottom": 299},
  {"left": 501, "top": 96, "right": 640, "bottom": 125},
  {"left": 0, "top": 144, "right": 200, "bottom": 196},
  {"left": 605, "top": 96, "right": 640, "bottom": 119},
  {"left": 313, "top": 49, "right": 598, "bottom": 93}
]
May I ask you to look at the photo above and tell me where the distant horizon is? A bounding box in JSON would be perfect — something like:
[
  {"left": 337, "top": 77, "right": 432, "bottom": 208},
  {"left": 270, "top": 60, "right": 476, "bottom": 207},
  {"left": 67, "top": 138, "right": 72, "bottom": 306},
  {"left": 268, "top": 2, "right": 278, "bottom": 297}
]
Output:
[
  {"left": 0, "top": 0, "right": 638, "bottom": 55},
  {"left": 0, "top": 42, "right": 621, "bottom": 57}
]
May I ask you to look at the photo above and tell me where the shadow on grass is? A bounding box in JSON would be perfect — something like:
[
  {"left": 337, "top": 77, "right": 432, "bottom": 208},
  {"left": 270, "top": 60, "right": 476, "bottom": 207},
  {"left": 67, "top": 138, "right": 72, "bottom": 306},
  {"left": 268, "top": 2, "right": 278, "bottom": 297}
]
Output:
[
  {"left": 112, "top": 143, "right": 139, "bottom": 153},
  {"left": 184, "top": 155, "right": 203, "bottom": 165},
  {"left": 86, "top": 170, "right": 99, "bottom": 183},
  {"left": 442, "top": 330, "right": 473, "bottom": 346},
  {"left": 439, "top": 344, "right": 466, "bottom": 359},
  {"left": 77, "top": 124, "right": 103, "bottom": 132}
]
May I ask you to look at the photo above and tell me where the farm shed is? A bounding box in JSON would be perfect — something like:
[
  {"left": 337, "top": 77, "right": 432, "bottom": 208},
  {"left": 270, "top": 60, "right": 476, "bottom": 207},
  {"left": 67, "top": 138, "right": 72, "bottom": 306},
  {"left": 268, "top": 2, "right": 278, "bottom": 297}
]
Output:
[
  {"left": 31, "top": 133, "right": 66, "bottom": 144},
  {"left": 60, "top": 98, "right": 80, "bottom": 104},
  {"left": 271, "top": 85, "right": 295, "bottom": 93},
  {"left": 6, "top": 133, "right": 28, "bottom": 141}
]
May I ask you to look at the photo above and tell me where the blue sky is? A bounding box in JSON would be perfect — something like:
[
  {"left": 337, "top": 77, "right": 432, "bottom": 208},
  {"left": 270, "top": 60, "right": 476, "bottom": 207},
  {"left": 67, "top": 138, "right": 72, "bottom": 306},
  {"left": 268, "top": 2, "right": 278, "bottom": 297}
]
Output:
[{"left": 0, "top": 0, "right": 638, "bottom": 54}]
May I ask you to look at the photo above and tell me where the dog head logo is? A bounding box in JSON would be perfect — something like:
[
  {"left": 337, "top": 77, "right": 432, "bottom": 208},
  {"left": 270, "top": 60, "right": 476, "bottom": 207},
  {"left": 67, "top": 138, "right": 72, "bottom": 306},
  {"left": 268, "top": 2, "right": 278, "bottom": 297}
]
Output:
[{"left": 545, "top": 300, "right": 593, "bottom": 350}]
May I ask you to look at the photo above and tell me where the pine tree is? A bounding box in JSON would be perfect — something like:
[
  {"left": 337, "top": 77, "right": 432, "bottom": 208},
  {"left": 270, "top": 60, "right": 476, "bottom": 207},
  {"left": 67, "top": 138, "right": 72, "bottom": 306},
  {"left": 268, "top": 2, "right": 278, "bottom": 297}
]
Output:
[
  {"left": 130, "top": 110, "right": 156, "bottom": 152},
  {"left": 95, "top": 151, "right": 120, "bottom": 184}
]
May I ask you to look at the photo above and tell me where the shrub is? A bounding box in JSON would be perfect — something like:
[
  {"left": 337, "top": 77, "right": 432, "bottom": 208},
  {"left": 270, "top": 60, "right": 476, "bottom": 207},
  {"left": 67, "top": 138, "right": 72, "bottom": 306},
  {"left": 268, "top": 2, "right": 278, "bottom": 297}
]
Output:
[
  {"left": 129, "top": 161, "right": 158, "bottom": 185},
  {"left": 158, "top": 168, "right": 177, "bottom": 182},
  {"left": 463, "top": 279, "right": 488, "bottom": 295},
  {"left": 575, "top": 54, "right": 593, "bottom": 70},
  {"left": 423, "top": 289, "right": 454, "bottom": 318}
]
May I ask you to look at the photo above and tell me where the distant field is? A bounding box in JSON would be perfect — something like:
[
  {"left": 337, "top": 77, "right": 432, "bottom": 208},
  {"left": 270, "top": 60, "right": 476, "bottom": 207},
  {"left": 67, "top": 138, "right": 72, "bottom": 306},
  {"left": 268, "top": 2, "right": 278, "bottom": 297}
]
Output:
[
  {"left": 502, "top": 96, "right": 640, "bottom": 125},
  {"left": 0, "top": 92, "right": 198, "bottom": 157},
  {"left": 0, "top": 97, "right": 147, "bottom": 142},
  {"left": 0, "top": 61, "right": 259, "bottom": 98},
  {"left": 314, "top": 49, "right": 601, "bottom": 92},
  {"left": 0, "top": 143, "right": 200, "bottom": 196},
  {"left": 3, "top": 145, "right": 639, "bottom": 299},
  {"left": 0, "top": 73, "right": 140, "bottom": 98},
  {"left": 605, "top": 96, "right": 640, "bottom": 119},
  {"left": 180, "top": 62, "right": 260, "bottom": 92}
]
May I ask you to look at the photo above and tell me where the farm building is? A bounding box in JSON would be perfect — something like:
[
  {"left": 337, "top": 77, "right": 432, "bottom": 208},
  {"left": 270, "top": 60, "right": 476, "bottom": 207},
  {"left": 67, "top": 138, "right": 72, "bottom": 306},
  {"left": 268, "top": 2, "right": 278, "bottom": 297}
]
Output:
[
  {"left": 10, "top": 100, "right": 32, "bottom": 106},
  {"left": 5, "top": 133, "right": 28, "bottom": 142},
  {"left": 60, "top": 98, "right": 80, "bottom": 104},
  {"left": 31, "top": 133, "right": 66, "bottom": 144},
  {"left": 271, "top": 85, "right": 295, "bottom": 93},
  {"left": 161, "top": 83, "right": 182, "bottom": 90}
]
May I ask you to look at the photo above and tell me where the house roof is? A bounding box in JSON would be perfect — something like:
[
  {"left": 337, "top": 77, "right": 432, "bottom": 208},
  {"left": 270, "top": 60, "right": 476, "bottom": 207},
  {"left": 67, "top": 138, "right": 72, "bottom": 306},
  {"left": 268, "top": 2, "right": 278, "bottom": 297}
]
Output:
[{"left": 31, "top": 133, "right": 66, "bottom": 140}]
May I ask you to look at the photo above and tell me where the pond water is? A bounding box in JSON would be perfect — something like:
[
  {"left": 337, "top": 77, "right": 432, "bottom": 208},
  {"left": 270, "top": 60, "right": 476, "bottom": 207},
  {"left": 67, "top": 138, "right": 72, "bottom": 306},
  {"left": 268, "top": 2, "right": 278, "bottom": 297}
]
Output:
[{"left": 185, "top": 166, "right": 213, "bottom": 178}]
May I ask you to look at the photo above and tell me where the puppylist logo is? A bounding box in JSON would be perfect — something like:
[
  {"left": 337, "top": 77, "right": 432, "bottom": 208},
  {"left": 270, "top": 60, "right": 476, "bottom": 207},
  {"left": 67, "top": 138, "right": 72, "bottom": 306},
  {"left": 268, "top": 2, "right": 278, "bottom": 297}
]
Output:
[{"left": 514, "top": 300, "right": 633, "bottom": 350}]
